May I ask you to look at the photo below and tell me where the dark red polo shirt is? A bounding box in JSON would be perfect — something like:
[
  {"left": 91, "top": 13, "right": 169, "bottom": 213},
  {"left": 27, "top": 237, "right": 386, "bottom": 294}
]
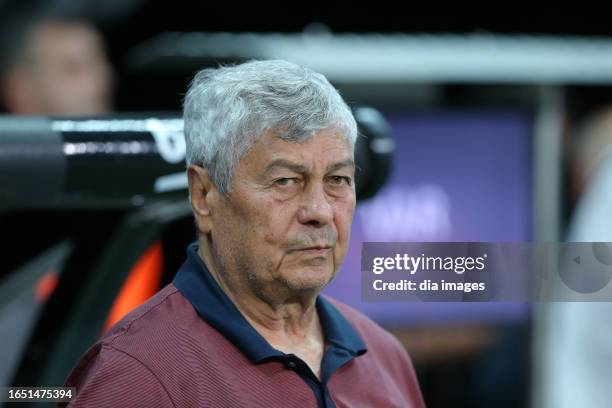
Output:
[{"left": 61, "top": 243, "right": 425, "bottom": 407}]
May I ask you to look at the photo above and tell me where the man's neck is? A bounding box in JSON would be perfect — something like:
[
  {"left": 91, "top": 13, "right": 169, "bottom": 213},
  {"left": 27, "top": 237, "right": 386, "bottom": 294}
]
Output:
[{"left": 197, "top": 241, "right": 325, "bottom": 378}]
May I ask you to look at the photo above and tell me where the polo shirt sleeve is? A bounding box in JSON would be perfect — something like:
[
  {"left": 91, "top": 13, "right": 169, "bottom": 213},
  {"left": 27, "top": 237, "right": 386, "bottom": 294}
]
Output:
[{"left": 60, "top": 343, "right": 174, "bottom": 407}]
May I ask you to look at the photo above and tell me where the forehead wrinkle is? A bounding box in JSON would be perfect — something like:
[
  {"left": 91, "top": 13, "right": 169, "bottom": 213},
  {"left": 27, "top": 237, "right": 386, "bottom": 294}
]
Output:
[
  {"left": 263, "top": 158, "right": 309, "bottom": 175},
  {"left": 252, "top": 133, "right": 354, "bottom": 177}
]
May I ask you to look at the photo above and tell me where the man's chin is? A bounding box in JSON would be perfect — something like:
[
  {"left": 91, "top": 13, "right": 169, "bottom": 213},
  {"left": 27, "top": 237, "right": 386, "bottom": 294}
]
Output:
[{"left": 282, "top": 270, "right": 335, "bottom": 293}]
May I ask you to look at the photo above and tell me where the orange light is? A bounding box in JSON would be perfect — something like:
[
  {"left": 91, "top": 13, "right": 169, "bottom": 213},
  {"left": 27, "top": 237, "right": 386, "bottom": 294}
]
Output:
[
  {"left": 103, "top": 242, "right": 163, "bottom": 332},
  {"left": 35, "top": 271, "right": 59, "bottom": 303}
]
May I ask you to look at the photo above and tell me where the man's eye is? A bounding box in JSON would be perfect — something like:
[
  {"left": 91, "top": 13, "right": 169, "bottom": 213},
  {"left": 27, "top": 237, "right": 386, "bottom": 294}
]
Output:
[
  {"left": 274, "top": 178, "right": 298, "bottom": 187},
  {"left": 329, "top": 176, "right": 351, "bottom": 186}
]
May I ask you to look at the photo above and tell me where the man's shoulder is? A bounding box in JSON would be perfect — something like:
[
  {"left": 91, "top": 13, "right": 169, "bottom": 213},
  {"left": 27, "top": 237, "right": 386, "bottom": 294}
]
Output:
[
  {"left": 323, "top": 296, "right": 426, "bottom": 407},
  {"left": 101, "top": 283, "right": 185, "bottom": 345},
  {"left": 62, "top": 284, "right": 193, "bottom": 406},
  {"left": 93, "top": 282, "right": 211, "bottom": 364}
]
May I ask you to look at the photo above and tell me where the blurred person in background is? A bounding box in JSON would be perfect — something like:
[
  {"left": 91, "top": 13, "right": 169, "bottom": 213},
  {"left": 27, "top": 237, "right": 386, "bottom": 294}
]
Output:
[
  {"left": 0, "top": 7, "right": 141, "bottom": 389},
  {"left": 0, "top": 8, "right": 114, "bottom": 115},
  {"left": 0, "top": 1, "right": 164, "bottom": 343},
  {"left": 0, "top": 8, "right": 115, "bottom": 307},
  {"left": 538, "top": 107, "right": 612, "bottom": 408}
]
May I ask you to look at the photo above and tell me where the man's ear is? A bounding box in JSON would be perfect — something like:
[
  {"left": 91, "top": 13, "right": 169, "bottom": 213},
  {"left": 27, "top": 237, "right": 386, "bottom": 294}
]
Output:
[{"left": 187, "top": 165, "right": 216, "bottom": 234}]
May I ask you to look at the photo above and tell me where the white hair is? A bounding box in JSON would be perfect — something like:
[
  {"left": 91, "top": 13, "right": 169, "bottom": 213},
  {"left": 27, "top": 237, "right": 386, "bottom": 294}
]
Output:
[{"left": 183, "top": 59, "right": 357, "bottom": 193}]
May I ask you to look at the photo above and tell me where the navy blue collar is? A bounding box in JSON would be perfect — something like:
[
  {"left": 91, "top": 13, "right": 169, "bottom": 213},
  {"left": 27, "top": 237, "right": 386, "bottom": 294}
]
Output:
[{"left": 172, "top": 242, "right": 367, "bottom": 363}]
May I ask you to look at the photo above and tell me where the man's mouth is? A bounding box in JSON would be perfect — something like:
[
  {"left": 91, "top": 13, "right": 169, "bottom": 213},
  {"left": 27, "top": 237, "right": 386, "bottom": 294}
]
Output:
[{"left": 294, "top": 245, "right": 332, "bottom": 255}]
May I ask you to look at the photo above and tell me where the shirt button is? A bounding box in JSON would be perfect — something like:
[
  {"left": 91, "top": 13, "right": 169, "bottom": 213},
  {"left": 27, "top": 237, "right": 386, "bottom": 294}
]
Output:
[{"left": 286, "top": 361, "right": 297, "bottom": 369}]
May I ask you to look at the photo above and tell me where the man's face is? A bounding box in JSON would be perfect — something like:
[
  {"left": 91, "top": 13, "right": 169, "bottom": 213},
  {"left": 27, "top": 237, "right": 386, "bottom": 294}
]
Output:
[
  {"left": 208, "top": 129, "right": 356, "bottom": 296},
  {"left": 24, "top": 22, "right": 113, "bottom": 115}
]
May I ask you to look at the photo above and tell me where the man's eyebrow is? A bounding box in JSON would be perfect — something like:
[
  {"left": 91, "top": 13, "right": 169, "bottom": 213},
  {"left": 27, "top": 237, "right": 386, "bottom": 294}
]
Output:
[{"left": 327, "top": 159, "right": 355, "bottom": 173}]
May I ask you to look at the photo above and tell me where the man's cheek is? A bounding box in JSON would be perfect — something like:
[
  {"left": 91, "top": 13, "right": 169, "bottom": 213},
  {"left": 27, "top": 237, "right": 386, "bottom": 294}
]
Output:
[
  {"left": 336, "top": 212, "right": 354, "bottom": 236},
  {"left": 335, "top": 198, "right": 355, "bottom": 215}
]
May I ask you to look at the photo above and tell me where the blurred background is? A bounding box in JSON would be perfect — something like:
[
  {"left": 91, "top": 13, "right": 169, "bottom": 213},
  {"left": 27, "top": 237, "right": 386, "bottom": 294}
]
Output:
[{"left": 2, "top": 1, "right": 612, "bottom": 407}]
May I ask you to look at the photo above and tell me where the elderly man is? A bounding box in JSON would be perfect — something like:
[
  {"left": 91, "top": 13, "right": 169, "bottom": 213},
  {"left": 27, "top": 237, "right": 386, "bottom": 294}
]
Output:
[{"left": 62, "top": 60, "right": 424, "bottom": 407}]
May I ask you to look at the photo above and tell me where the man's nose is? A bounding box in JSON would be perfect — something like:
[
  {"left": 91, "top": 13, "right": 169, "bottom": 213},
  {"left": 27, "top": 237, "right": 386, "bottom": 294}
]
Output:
[{"left": 297, "top": 183, "right": 333, "bottom": 227}]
